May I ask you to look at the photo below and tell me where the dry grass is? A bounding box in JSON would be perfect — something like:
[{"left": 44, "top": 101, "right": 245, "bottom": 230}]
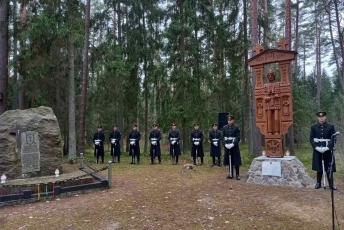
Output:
[{"left": 0, "top": 150, "right": 344, "bottom": 230}]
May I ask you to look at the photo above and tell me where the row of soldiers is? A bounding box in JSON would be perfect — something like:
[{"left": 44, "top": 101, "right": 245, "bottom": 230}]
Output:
[{"left": 93, "top": 115, "right": 242, "bottom": 179}]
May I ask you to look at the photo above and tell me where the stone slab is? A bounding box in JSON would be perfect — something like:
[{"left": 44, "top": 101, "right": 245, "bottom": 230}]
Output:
[
  {"left": 255, "top": 156, "right": 296, "bottom": 161},
  {"left": 21, "top": 131, "right": 40, "bottom": 174}
]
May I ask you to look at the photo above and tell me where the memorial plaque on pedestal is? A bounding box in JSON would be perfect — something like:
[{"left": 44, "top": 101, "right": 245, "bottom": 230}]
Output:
[
  {"left": 21, "top": 131, "right": 40, "bottom": 174},
  {"left": 262, "top": 161, "right": 281, "bottom": 177}
]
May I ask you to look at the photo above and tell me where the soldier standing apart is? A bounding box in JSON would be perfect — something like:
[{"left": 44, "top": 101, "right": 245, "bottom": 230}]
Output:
[
  {"left": 209, "top": 123, "right": 221, "bottom": 167},
  {"left": 191, "top": 123, "right": 204, "bottom": 165},
  {"left": 310, "top": 111, "right": 337, "bottom": 190},
  {"left": 222, "top": 115, "right": 242, "bottom": 180},
  {"left": 129, "top": 124, "right": 141, "bottom": 164},
  {"left": 109, "top": 124, "right": 121, "bottom": 163},
  {"left": 93, "top": 125, "right": 105, "bottom": 164},
  {"left": 169, "top": 123, "right": 181, "bottom": 165},
  {"left": 150, "top": 124, "right": 162, "bottom": 164}
]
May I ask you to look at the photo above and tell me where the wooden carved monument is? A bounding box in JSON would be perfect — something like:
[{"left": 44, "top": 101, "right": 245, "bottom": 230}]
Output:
[{"left": 248, "top": 38, "right": 297, "bottom": 157}]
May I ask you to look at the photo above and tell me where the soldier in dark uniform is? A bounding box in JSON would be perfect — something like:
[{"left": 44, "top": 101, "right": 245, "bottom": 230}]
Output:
[
  {"left": 128, "top": 124, "right": 141, "bottom": 164},
  {"left": 93, "top": 125, "right": 105, "bottom": 164},
  {"left": 209, "top": 123, "right": 222, "bottom": 167},
  {"left": 169, "top": 123, "right": 181, "bottom": 165},
  {"left": 149, "top": 124, "right": 162, "bottom": 164},
  {"left": 310, "top": 111, "right": 337, "bottom": 190},
  {"left": 190, "top": 123, "right": 204, "bottom": 165},
  {"left": 222, "top": 115, "right": 242, "bottom": 180},
  {"left": 109, "top": 124, "right": 121, "bottom": 163}
]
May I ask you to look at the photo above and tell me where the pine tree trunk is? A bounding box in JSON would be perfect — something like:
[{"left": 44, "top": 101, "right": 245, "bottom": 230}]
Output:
[
  {"left": 18, "top": 1, "right": 26, "bottom": 110},
  {"left": 67, "top": 6, "right": 76, "bottom": 161},
  {"left": 293, "top": 0, "right": 299, "bottom": 75},
  {"left": 12, "top": 0, "right": 19, "bottom": 109},
  {"left": 0, "top": 0, "right": 9, "bottom": 114},
  {"left": 250, "top": 0, "right": 262, "bottom": 156},
  {"left": 78, "top": 0, "right": 91, "bottom": 154},
  {"left": 116, "top": 1, "right": 124, "bottom": 150},
  {"left": 323, "top": 0, "right": 344, "bottom": 93},
  {"left": 284, "top": 0, "right": 295, "bottom": 155},
  {"left": 143, "top": 11, "right": 148, "bottom": 153},
  {"left": 241, "top": 0, "right": 248, "bottom": 144},
  {"left": 333, "top": 0, "right": 344, "bottom": 93},
  {"left": 315, "top": 4, "right": 321, "bottom": 108}
]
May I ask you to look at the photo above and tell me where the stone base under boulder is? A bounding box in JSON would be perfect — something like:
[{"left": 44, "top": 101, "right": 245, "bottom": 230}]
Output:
[
  {"left": 0, "top": 106, "right": 63, "bottom": 179},
  {"left": 246, "top": 156, "right": 315, "bottom": 188}
]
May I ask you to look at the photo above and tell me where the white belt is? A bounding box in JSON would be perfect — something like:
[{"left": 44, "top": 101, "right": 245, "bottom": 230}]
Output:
[
  {"left": 193, "top": 138, "right": 201, "bottom": 141},
  {"left": 225, "top": 137, "right": 236, "bottom": 140},
  {"left": 130, "top": 139, "right": 136, "bottom": 141},
  {"left": 151, "top": 138, "right": 158, "bottom": 141},
  {"left": 212, "top": 138, "right": 219, "bottom": 141},
  {"left": 170, "top": 138, "right": 178, "bottom": 141},
  {"left": 313, "top": 138, "right": 330, "bottom": 143}
]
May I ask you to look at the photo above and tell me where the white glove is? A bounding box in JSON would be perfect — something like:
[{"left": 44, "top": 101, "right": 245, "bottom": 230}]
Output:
[
  {"left": 315, "top": 147, "right": 321, "bottom": 152},
  {"left": 194, "top": 142, "right": 199, "bottom": 146},
  {"left": 171, "top": 141, "right": 176, "bottom": 145},
  {"left": 130, "top": 141, "right": 135, "bottom": 145},
  {"left": 225, "top": 144, "right": 231, "bottom": 149},
  {"left": 323, "top": 147, "right": 329, "bottom": 152},
  {"left": 94, "top": 140, "right": 100, "bottom": 145},
  {"left": 111, "top": 139, "right": 116, "bottom": 144},
  {"left": 151, "top": 141, "right": 157, "bottom": 145},
  {"left": 213, "top": 141, "right": 218, "bottom": 146},
  {"left": 228, "top": 143, "right": 234, "bottom": 149}
]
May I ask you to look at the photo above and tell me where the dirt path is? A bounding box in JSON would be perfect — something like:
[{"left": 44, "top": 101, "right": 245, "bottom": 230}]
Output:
[{"left": 0, "top": 162, "right": 343, "bottom": 230}]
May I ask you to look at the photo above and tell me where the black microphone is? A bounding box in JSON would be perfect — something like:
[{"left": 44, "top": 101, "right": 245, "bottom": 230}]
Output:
[{"left": 332, "top": 132, "right": 340, "bottom": 138}]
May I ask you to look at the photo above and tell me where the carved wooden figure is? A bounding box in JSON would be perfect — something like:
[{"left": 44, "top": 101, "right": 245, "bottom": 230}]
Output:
[{"left": 248, "top": 38, "right": 297, "bottom": 157}]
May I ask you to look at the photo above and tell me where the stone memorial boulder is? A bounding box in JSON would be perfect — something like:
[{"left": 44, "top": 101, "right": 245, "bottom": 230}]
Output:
[{"left": 0, "top": 106, "right": 63, "bottom": 179}]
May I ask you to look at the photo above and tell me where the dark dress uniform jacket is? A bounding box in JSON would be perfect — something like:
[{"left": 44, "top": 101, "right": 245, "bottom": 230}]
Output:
[
  {"left": 222, "top": 124, "right": 242, "bottom": 166},
  {"left": 310, "top": 122, "right": 336, "bottom": 172},
  {"left": 169, "top": 129, "right": 181, "bottom": 156},
  {"left": 149, "top": 129, "right": 162, "bottom": 157},
  {"left": 109, "top": 130, "right": 121, "bottom": 156},
  {"left": 93, "top": 131, "right": 105, "bottom": 157},
  {"left": 190, "top": 130, "right": 204, "bottom": 157},
  {"left": 128, "top": 130, "right": 141, "bottom": 156},
  {"left": 209, "top": 129, "right": 222, "bottom": 157}
]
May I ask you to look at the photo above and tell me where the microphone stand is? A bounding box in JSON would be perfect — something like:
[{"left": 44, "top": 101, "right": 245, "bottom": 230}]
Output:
[{"left": 328, "top": 135, "right": 337, "bottom": 230}]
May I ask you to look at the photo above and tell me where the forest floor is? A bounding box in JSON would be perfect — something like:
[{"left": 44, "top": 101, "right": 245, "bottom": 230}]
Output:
[{"left": 1, "top": 145, "right": 344, "bottom": 230}]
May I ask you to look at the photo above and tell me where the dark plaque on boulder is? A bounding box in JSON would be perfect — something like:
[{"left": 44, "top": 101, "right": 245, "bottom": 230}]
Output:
[{"left": 21, "top": 131, "right": 40, "bottom": 174}]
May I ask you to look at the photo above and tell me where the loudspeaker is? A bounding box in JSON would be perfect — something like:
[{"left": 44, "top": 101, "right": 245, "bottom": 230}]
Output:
[{"left": 218, "top": 112, "right": 229, "bottom": 130}]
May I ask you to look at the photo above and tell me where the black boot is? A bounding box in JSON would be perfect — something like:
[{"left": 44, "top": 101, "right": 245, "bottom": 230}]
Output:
[
  {"left": 150, "top": 155, "right": 155, "bottom": 165},
  {"left": 158, "top": 156, "right": 162, "bottom": 164},
  {"left": 176, "top": 156, "right": 179, "bottom": 165},
  {"left": 327, "top": 173, "right": 337, "bottom": 190},
  {"left": 117, "top": 156, "right": 120, "bottom": 163},
  {"left": 193, "top": 156, "right": 197, "bottom": 165},
  {"left": 226, "top": 174, "right": 233, "bottom": 179},
  {"left": 137, "top": 156, "right": 140, "bottom": 164},
  {"left": 217, "top": 157, "right": 221, "bottom": 166},
  {"left": 212, "top": 157, "right": 216, "bottom": 166},
  {"left": 315, "top": 172, "right": 322, "bottom": 189},
  {"left": 201, "top": 157, "right": 204, "bottom": 165},
  {"left": 235, "top": 166, "right": 240, "bottom": 180}
]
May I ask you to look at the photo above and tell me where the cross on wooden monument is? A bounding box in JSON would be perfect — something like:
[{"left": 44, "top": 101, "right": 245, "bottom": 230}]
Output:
[
  {"left": 277, "top": 38, "right": 289, "bottom": 50},
  {"left": 9, "top": 124, "right": 27, "bottom": 153},
  {"left": 253, "top": 44, "right": 264, "bottom": 55}
]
